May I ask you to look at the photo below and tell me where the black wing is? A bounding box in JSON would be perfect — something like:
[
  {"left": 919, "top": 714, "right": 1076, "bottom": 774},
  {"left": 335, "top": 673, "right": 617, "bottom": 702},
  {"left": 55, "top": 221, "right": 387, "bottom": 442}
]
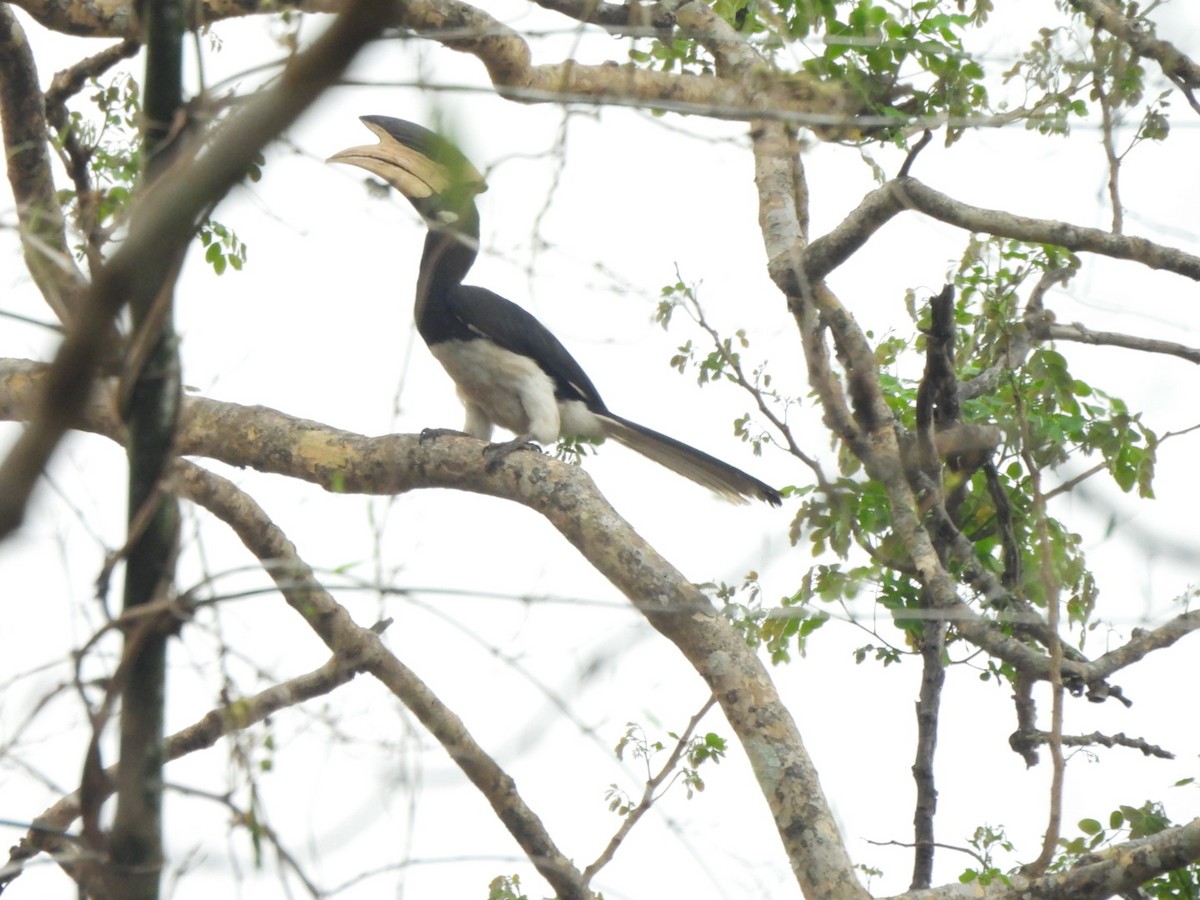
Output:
[{"left": 444, "top": 285, "right": 608, "bottom": 410}]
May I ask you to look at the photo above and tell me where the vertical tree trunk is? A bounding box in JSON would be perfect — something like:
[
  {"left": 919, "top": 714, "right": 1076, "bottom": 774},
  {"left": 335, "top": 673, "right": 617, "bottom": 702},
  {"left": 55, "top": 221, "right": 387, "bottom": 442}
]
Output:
[{"left": 108, "top": 2, "right": 184, "bottom": 896}]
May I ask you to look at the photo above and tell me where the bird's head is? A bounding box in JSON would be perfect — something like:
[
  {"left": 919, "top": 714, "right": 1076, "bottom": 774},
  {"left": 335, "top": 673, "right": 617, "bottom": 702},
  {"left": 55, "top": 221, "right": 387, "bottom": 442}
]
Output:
[{"left": 328, "top": 116, "right": 487, "bottom": 226}]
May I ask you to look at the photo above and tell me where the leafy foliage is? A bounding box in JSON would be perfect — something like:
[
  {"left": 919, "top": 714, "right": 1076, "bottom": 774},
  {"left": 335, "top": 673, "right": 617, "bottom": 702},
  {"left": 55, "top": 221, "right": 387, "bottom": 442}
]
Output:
[
  {"left": 50, "top": 73, "right": 255, "bottom": 277},
  {"left": 608, "top": 720, "right": 728, "bottom": 813},
  {"left": 487, "top": 874, "right": 530, "bottom": 900},
  {"left": 958, "top": 823, "right": 1015, "bottom": 886},
  {"left": 661, "top": 229, "right": 1161, "bottom": 671},
  {"left": 198, "top": 219, "right": 248, "bottom": 275},
  {"left": 1052, "top": 794, "right": 1200, "bottom": 897}
]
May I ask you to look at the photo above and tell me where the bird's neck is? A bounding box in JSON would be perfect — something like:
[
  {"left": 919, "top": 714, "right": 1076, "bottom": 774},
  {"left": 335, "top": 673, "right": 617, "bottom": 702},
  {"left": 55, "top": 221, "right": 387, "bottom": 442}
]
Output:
[
  {"left": 414, "top": 205, "right": 479, "bottom": 325},
  {"left": 419, "top": 227, "right": 477, "bottom": 290}
]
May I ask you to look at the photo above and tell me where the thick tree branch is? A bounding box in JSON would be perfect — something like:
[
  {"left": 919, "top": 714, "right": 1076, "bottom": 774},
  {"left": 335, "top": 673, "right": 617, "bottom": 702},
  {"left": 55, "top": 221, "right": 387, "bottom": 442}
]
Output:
[
  {"left": 802, "top": 177, "right": 1200, "bottom": 283},
  {"left": 528, "top": 0, "right": 676, "bottom": 37},
  {"left": 10, "top": 0, "right": 859, "bottom": 125},
  {"left": 885, "top": 817, "right": 1200, "bottom": 900},
  {"left": 1087, "top": 611, "right": 1200, "bottom": 681},
  {"left": 102, "top": 0, "right": 186, "bottom": 892}
]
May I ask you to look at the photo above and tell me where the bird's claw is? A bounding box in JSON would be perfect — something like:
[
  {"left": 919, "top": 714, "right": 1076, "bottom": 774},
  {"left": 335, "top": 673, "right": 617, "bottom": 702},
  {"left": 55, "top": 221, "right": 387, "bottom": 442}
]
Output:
[{"left": 483, "top": 438, "right": 543, "bottom": 473}]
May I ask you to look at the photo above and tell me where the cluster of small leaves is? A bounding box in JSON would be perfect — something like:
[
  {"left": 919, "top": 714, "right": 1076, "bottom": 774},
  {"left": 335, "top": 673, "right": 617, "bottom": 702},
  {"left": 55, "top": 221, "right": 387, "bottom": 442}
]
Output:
[
  {"left": 1016, "top": 349, "right": 1158, "bottom": 497},
  {"left": 657, "top": 279, "right": 741, "bottom": 385},
  {"left": 53, "top": 75, "right": 143, "bottom": 242},
  {"left": 949, "top": 237, "right": 1080, "bottom": 365},
  {"left": 794, "top": 476, "right": 897, "bottom": 555},
  {"left": 943, "top": 238, "right": 1154, "bottom": 626},
  {"left": 958, "top": 823, "right": 1015, "bottom": 887},
  {"left": 1002, "top": 25, "right": 1092, "bottom": 135},
  {"left": 607, "top": 722, "right": 728, "bottom": 812},
  {"left": 1003, "top": 3, "right": 1176, "bottom": 142},
  {"left": 1053, "top": 794, "right": 1200, "bottom": 898},
  {"left": 827, "top": 1, "right": 990, "bottom": 138},
  {"left": 638, "top": 0, "right": 993, "bottom": 142},
  {"left": 194, "top": 150, "right": 263, "bottom": 275},
  {"left": 628, "top": 36, "right": 716, "bottom": 75},
  {"left": 486, "top": 874, "right": 529, "bottom": 900},
  {"left": 714, "top": 573, "right": 831, "bottom": 663},
  {"left": 957, "top": 795, "right": 1200, "bottom": 894},
  {"left": 669, "top": 334, "right": 749, "bottom": 385},
  {"left": 976, "top": 656, "right": 1018, "bottom": 688},
  {"left": 554, "top": 434, "right": 600, "bottom": 465},
  {"left": 54, "top": 74, "right": 261, "bottom": 278},
  {"left": 657, "top": 276, "right": 784, "bottom": 456},
  {"left": 198, "top": 219, "right": 248, "bottom": 275}
]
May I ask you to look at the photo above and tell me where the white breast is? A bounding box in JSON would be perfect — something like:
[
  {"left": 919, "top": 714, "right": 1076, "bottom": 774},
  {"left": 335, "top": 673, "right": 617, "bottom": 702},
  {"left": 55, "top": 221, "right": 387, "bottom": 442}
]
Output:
[{"left": 430, "top": 339, "right": 562, "bottom": 444}]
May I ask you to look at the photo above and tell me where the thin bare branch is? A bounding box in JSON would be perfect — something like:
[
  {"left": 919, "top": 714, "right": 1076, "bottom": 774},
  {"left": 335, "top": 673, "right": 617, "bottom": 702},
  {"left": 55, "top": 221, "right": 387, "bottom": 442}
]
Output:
[
  {"left": 0, "top": 650, "right": 368, "bottom": 893},
  {"left": 1022, "top": 730, "right": 1174, "bottom": 760},
  {"left": 910, "top": 606, "right": 946, "bottom": 890}
]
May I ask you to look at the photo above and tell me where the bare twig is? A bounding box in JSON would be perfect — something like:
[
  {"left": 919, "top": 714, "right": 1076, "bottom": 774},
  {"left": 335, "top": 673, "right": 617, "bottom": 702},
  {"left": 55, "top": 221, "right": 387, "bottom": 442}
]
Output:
[
  {"left": 1021, "top": 730, "right": 1174, "bottom": 760},
  {"left": 1016, "top": 395, "right": 1065, "bottom": 879},
  {"left": 0, "top": 652, "right": 369, "bottom": 893},
  {"left": 583, "top": 696, "right": 717, "bottom": 882},
  {"left": 910, "top": 601, "right": 946, "bottom": 890}
]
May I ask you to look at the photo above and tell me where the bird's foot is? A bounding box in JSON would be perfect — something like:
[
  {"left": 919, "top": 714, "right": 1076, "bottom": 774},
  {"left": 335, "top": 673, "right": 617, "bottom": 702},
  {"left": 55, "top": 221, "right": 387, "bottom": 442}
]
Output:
[
  {"left": 483, "top": 436, "right": 543, "bottom": 473},
  {"left": 419, "top": 427, "right": 469, "bottom": 445}
]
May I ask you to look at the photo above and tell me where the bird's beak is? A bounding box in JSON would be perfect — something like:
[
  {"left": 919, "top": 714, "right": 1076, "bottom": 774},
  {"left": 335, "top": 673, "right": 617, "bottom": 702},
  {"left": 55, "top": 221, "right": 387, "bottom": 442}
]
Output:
[{"left": 327, "top": 120, "right": 485, "bottom": 201}]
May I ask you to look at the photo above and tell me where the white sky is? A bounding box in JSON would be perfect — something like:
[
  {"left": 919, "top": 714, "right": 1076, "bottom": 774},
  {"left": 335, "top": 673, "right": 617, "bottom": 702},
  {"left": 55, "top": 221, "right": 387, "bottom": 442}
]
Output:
[{"left": 1, "top": 2, "right": 1199, "bottom": 898}]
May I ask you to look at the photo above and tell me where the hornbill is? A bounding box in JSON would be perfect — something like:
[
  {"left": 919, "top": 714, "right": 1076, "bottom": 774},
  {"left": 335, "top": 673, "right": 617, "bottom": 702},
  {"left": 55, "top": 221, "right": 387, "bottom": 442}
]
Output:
[{"left": 329, "top": 116, "right": 782, "bottom": 506}]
